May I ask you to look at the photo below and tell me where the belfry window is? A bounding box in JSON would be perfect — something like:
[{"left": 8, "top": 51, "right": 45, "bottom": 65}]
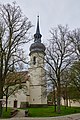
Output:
[{"left": 33, "top": 56, "right": 36, "bottom": 65}]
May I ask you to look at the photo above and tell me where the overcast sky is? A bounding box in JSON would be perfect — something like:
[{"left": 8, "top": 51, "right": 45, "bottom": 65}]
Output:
[{"left": 0, "top": 0, "right": 80, "bottom": 53}]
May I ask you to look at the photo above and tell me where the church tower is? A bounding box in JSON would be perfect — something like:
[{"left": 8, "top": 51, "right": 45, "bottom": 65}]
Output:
[{"left": 29, "top": 16, "right": 47, "bottom": 107}]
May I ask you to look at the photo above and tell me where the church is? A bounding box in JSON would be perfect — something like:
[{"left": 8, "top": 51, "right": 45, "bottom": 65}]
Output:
[{"left": 4, "top": 16, "right": 47, "bottom": 108}]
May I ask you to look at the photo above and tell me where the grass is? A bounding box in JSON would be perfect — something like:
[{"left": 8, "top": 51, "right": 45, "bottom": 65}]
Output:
[
  {"left": 1, "top": 106, "right": 80, "bottom": 118},
  {"left": 21, "top": 106, "right": 80, "bottom": 117},
  {"left": 1, "top": 107, "right": 12, "bottom": 118}
]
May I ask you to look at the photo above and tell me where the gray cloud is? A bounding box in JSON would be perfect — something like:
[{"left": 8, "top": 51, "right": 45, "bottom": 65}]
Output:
[{"left": 0, "top": 0, "right": 80, "bottom": 51}]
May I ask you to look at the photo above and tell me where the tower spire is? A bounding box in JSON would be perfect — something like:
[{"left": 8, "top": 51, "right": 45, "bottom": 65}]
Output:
[
  {"left": 34, "top": 16, "right": 42, "bottom": 43},
  {"left": 36, "top": 15, "right": 40, "bottom": 34}
]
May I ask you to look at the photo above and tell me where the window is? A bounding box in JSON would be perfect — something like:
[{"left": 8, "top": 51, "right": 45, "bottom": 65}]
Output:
[{"left": 33, "top": 56, "right": 36, "bottom": 65}]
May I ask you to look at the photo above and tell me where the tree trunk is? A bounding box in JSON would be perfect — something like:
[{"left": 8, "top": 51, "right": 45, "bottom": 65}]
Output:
[
  {"left": 0, "top": 101, "right": 2, "bottom": 118},
  {"left": 65, "top": 85, "right": 68, "bottom": 107},
  {"left": 53, "top": 89, "right": 57, "bottom": 112},
  {"left": 0, "top": 86, "right": 3, "bottom": 117},
  {"left": 6, "top": 96, "right": 8, "bottom": 112},
  {"left": 57, "top": 81, "right": 61, "bottom": 113},
  {"left": 64, "top": 98, "right": 66, "bottom": 109},
  {"left": 66, "top": 98, "right": 68, "bottom": 107},
  {"left": 6, "top": 87, "right": 8, "bottom": 111}
]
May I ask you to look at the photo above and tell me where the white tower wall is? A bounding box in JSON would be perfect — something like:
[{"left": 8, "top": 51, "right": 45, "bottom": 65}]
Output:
[{"left": 29, "top": 52, "right": 47, "bottom": 106}]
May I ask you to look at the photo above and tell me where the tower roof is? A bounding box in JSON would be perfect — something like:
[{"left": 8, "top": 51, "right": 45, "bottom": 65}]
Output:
[{"left": 29, "top": 16, "right": 46, "bottom": 55}]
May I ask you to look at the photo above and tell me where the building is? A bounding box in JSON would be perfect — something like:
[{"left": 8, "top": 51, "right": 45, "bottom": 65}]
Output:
[{"left": 3, "top": 16, "right": 47, "bottom": 108}]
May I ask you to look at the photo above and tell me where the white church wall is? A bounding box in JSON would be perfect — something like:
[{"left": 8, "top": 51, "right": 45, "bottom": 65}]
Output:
[
  {"left": 4, "top": 90, "right": 27, "bottom": 108},
  {"left": 61, "top": 98, "right": 80, "bottom": 107},
  {"left": 4, "top": 81, "right": 30, "bottom": 108}
]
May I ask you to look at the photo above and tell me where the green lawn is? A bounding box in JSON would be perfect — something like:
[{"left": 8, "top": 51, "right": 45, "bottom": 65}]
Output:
[
  {"left": 1, "top": 106, "right": 80, "bottom": 118},
  {"left": 1, "top": 107, "right": 12, "bottom": 118},
  {"left": 22, "top": 106, "right": 80, "bottom": 117}
]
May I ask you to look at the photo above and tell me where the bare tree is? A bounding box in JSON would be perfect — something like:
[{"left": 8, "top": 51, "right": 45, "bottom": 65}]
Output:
[
  {"left": 70, "top": 28, "right": 80, "bottom": 60},
  {"left": 60, "top": 69, "right": 70, "bottom": 108},
  {"left": 46, "top": 65, "right": 57, "bottom": 112},
  {"left": 46, "top": 25, "right": 74, "bottom": 113},
  {"left": 68, "top": 28, "right": 80, "bottom": 97},
  {"left": 0, "top": 2, "right": 32, "bottom": 117},
  {"left": 69, "top": 61, "right": 80, "bottom": 93}
]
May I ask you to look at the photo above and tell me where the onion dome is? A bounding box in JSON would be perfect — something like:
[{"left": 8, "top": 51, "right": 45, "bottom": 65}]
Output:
[{"left": 29, "top": 16, "right": 46, "bottom": 56}]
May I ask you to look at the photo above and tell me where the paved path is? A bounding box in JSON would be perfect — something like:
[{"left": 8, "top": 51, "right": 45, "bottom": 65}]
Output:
[
  {"left": 1, "top": 110, "right": 80, "bottom": 120},
  {"left": 14, "top": 110, "right": 25, "bottom": 117},
  {"left": 11, "top": 113, "right": 80, "bottom": 120}
]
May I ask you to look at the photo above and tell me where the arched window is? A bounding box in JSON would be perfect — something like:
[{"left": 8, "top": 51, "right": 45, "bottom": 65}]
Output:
[{"left": 33, "top": 56, "right": 36, "bottom": 65}]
